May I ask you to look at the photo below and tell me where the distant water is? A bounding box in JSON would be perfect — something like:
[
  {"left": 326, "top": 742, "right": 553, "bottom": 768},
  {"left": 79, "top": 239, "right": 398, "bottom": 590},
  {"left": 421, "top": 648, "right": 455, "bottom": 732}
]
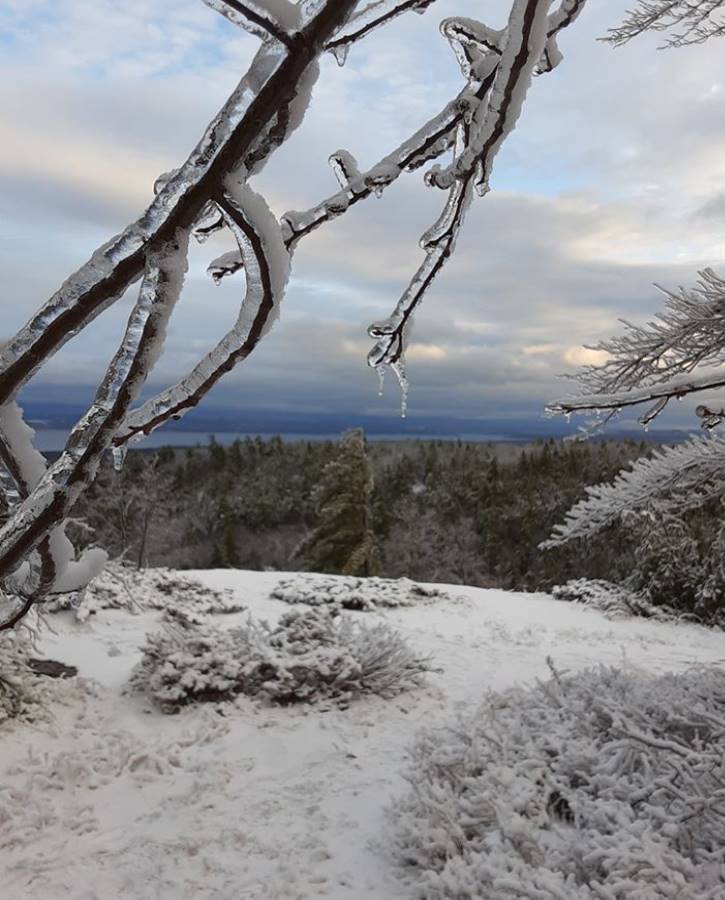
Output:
[{"left": 32, "top": 429, "right": 516, "bottom": 453}]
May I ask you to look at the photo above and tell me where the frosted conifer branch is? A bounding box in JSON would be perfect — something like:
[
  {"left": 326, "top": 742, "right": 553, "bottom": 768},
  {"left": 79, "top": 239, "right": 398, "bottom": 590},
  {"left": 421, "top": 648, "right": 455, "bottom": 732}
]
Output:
[
  {"left": 549, "top": 269, "right": 725, "bottom": 424},
  {"left": 542, "top": 436, "right": 725, "bottom": 546},
  {"left": 606, "top": 0, "right": 725, "bottom": 47}
]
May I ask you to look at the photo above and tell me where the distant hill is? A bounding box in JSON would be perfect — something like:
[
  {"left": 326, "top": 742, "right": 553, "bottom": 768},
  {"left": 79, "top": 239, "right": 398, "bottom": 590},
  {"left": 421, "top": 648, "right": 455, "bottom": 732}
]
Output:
[{"left": 18, "top": 400, "right": 694, "bottom": 444}]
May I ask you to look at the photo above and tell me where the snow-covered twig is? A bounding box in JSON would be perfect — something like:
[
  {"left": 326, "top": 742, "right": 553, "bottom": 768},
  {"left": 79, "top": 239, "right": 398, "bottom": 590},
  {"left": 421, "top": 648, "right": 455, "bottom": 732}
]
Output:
[{"left": 606, "top": 0, "right": 725, "bottom": 47}]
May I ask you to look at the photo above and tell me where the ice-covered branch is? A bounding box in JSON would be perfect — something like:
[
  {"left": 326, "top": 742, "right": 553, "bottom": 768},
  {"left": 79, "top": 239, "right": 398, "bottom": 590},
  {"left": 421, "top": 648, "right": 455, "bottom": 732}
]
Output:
[
  {"left": 201, "top": 0, "right": 299, "bottom": 45},
  {"left": 0, "top": 230, "right": 190, "bottom": 620},
  {"left": 0, "top": 0, "right": 358, "bottom": 624},
  {"left": 366, "top": 0, "right": 588, "bottom": 410},
  {"left": 326, "top": 0, "right": 438, "bottom": 64},
  {"left": 606, "top": 0, "right": 725, "bottom": 47},
  {"left": 0, "top": 1, "right": 357, "bottom": 411},
  {"left": 115, "top": 185, "right": 290, "bottom": 445},
  {"left": 426, "top": 0, "right": 553, "bottom": 193},
  {"left": 0, "top": 0, "right": 589, "bottom": 626},
  {"left": 283, "top": 0, "right": 586, "bottom": 248},
  {"left": 542, "top": 436, "right": 725, "bottom": 547},
  {"left": 0, "top": 403, "right": 106, "bottom": 621}
]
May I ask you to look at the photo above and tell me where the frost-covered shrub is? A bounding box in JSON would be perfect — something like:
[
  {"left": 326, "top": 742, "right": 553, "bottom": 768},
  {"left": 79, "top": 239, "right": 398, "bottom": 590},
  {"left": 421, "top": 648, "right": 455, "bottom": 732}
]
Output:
[
  {"left": 0, "top": 627, "right": 38, "bottom": 725},
  {"left": 551, "top": 577, "right": 675, "bottom": 621},
  {"left": 388, "top": 664, "right": 725, "bottom": 899},
  {"left": 132, "top": 607, "right": 431, "bottom": 712},
  {"left": 271, "top": 574, "right": 449, "bottom": 611},
  {"left": 45, "top": 561, "right": 242, "bottom": 623}
]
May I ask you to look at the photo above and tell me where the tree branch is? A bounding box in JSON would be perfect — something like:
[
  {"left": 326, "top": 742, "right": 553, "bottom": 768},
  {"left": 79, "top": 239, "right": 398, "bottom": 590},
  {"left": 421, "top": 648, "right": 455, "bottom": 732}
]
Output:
[{"left": 201, "top": 0, "right": 298, "bottom": 46}]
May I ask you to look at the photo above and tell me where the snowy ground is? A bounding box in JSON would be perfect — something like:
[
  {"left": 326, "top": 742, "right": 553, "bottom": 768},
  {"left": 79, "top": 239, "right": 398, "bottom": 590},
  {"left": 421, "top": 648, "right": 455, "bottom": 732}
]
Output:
[{"left": 3, "top": 570, "right": 725, "bottom": 899}]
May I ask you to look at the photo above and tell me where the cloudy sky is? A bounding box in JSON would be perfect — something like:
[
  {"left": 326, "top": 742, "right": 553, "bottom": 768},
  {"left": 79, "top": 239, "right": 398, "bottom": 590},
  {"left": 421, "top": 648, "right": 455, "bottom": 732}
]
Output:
[{"left": 1, "top": 0, "right": 724, "bottom": 430}]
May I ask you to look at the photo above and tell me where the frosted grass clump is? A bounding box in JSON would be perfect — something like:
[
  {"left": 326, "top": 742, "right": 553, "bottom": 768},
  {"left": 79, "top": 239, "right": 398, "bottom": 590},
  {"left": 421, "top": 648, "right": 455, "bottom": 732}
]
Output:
[
  {"left": 45, "top": 562, "right": 243, "bottom": 623},
  {"left": 387, "top": 664, "right": 725, "bottom": 899},
  {"left": 271, "top": 574, "right": 451, "bottom": 611},
  {"left": 551, "top": 578, "right": 676, "bottom": 622},
  {"left": 132, "top": 607, "right": 431, "bottom": 712}
]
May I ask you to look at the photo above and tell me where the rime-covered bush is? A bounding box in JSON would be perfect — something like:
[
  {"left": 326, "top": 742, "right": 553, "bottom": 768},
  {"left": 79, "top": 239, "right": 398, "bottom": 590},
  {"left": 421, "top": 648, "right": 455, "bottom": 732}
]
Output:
[
  {"left": 271, "top": 574, "right": 450, "bottom": 611},
  {"left": 0, "top": 626, "right": 39, "bottom": 725},
  {"left": 387, "top": 664, "right": 725, "bottom": 899},
  {"left": 132, "top": 607, "right": 431, "bottom": 712},
  {"left": 551, "top": 577, "right": 675, "bottom": 621},
  {"left": 45, "top": 561, "right": 243, "bottom": 623}
]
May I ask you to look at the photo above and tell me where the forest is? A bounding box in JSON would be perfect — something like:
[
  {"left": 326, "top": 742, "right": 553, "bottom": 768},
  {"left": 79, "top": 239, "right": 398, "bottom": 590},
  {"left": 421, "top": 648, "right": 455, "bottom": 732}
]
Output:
[{"left": 64, "top": 432, "right": 725, "bottom": 626}]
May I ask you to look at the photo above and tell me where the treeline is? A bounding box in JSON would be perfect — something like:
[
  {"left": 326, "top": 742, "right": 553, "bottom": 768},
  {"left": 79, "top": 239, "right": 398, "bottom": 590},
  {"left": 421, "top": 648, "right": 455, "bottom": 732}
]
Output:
[{"left": 72, "top": 434, "right": 659, "bottom": 592}]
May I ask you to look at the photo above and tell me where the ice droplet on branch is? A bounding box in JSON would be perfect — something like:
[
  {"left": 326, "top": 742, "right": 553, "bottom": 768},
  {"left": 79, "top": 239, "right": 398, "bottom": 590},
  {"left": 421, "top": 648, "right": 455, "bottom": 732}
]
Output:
[
  {"left": 330, "top": 43, "right": 349, "bottom": 67},
  {"left": 112, "top": 445, "right": 128, "bottom": 472}
]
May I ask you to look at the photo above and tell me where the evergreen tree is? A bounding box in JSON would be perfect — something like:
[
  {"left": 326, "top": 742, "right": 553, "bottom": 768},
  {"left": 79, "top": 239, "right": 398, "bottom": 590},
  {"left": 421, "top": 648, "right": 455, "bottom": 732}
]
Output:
[{"left": 297, "top": 429, "right": 380, "bottom": 577}]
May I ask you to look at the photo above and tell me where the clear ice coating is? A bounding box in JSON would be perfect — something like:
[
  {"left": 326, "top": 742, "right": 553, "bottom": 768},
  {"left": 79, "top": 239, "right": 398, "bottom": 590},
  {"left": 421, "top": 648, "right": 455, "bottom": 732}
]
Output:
[
  {"left": 330, "top": 43, "right": 350, "bottom": 66},
  {"left": 427, "top": 0, "right": 551, "bottom": 193},
  {"left": 0, "top": 38, "right": 292, "bottom": 408},
  {"left": 112, "top": 445, "right": 129, "bottom": 472},
  {"left": 391, "top": 360, "right": 409, "bottom": 418},
  {"left": 116, "top": 183, "right": 291, "bottom": 445}
]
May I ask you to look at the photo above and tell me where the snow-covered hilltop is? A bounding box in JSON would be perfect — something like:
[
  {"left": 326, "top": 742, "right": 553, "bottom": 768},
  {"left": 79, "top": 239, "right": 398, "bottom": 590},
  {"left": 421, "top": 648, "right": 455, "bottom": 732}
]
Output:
[{"left": 2, "top": 569, "right": 724, "bottom": 899}]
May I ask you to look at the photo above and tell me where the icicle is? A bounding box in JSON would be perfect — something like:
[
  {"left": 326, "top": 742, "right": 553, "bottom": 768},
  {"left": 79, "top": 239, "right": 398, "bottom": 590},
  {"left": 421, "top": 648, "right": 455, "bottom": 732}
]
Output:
[
  {"left": 112, "top": 444, "right": 128, "bottom": 472},
  {"left": 391, "top": 360, "right": 409, "bottom": 418},
  {"left": 330, "top": 43, "right": 349, "bottom": 67},
  {"left": 564, "top": 412, "right": 572, "bottom": 424},
  {"left": 638, "top": 396, "right": 668, "bottom": 428},
  {"left": 377, "top": 366, "right": 385, "bottom": 397}
]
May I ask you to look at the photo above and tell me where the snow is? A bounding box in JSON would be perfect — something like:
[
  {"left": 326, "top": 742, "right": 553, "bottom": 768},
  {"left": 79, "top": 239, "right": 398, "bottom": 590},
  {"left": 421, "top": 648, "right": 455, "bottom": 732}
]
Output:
[{"left": 3, "top": 569, "right": 725, "bottom": 898}]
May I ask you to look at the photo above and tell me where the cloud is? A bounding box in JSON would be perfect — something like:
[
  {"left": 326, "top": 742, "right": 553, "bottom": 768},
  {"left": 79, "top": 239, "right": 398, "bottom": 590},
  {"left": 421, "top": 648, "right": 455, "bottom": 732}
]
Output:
[
  {"left": 2, "top": 0, "right": 725, "bottom": 431},
  {"left": 563, "top": 347, "right": 610, "bottom": 368}
]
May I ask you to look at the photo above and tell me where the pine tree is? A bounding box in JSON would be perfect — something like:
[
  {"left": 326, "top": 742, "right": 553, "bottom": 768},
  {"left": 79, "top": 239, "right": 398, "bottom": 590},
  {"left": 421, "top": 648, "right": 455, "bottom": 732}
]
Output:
[{"left": 297, "top": 429, "right": 380, "bottom": 577}]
